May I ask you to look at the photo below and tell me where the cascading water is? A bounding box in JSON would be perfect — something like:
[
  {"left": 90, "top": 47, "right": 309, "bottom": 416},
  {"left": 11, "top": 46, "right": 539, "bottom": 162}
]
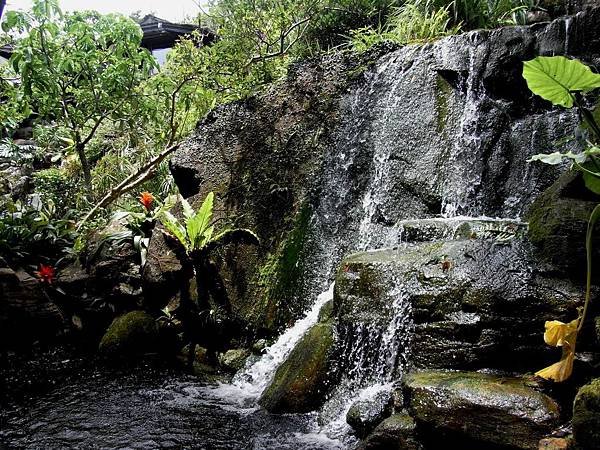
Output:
[{"left": 230, "top": 283, "right": 336, "bottom": 405}]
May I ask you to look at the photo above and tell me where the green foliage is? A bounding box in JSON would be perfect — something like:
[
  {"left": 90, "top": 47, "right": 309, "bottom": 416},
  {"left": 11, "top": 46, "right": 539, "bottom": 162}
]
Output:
[
  {"left": 160, "top": 191, "right": 259, "bottom": 255},
  {"left": 524, "top": 55, "right": 600, "bottom": 382},
  {"left": 347, "top": 0, "right": 533, "bottom": 52},
  {"left": 386, "top": 0, "right": 460, "bottom": 43},
  {"left": 33, "top": 167, "right": 77, "bottom": 215},
  {"left": 523, "top": 56, "right": 600, "bottom": 108},
  {"left": 441, "top": 0, "right": 532, "bottom": 29},
  {"left": 303, "top": 0, "right": 399, "bottom": 52},
  {"left": 2, "top": 0, "right": 157, "bottom": 187},
  {"left": 0, "top": 195, "right": 77, "bottom": 265}
]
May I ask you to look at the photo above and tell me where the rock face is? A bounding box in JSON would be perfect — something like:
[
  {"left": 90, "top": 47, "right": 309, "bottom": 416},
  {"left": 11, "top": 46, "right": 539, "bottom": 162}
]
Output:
[
  {"left": 160, "top": 8, "right": 600, "bottom": 338},
  {"left": 527, "top": 171, "right": 600, "bottom": 274},
  {"left": 98, "top": 311, "right": 159, "bottom": 357},
  {"left": 335, "top": 237, "right": 582, "bottom": 371},
  {"left": 403, "top": 371, "right": 560, "bottom": 450},
  {"left": 259, "top": 322, "right": 335, "bottom": 413},
  {"left": 573, "top": 378, "right": 600, "bottom": 450}
]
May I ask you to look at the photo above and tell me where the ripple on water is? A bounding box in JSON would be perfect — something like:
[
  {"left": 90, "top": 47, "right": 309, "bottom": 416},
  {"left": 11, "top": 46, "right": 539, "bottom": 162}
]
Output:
[{"left": 0, "top": 368, "right": 348, "bottom": 450}]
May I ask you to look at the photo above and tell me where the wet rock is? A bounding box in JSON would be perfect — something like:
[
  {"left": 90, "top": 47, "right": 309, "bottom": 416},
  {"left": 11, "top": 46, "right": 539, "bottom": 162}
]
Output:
[
  {"left": 251, "top": 338, "right": 269, "bottom": 354},
  {"left": 0, "top": 261, "right": 67, "bottom": 350},
  {"left": 335, "top": 239, "right": 582, "bottom": 371},
  {"left": 142, "top": 227, "right": 183, "bottom": 310},
  {"left": 259, "top": 322, "right": 335, "bottom": 413},
  {"left": 573, "top": 378, "right": 600, "bottom": 450},
  {"left": 404, "top": 370, "right": 560, "bottom": 449},
  {"left": 359, "top": 413, "right": 422, "bottom": 450},
  {"left": 219, "top": 348, "right": 250, "bottom": 372},
  {"left": 318, "top": 299, "right": 334, "bottom": 323},
  {"left": 346, "top": 388, "right": 393, "bottom": 438},
  {"left": 166, "top": 9, "right": 600, "bottom": 335},
  {"left": 99, "top": 311, "right": 159, "bottom": 357}
]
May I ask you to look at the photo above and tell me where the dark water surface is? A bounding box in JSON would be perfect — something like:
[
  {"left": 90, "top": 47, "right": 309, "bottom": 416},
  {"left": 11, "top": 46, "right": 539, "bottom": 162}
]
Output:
[{"left": 0, "top": 361, "right": 345, "bottom": 450}]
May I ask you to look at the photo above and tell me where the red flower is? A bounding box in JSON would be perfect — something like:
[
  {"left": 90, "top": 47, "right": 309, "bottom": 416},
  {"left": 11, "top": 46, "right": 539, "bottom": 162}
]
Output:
[
  {"left": 36, "top": 264, "right": 55, "bottom": 284},
  {"left": 140, "top": 192, "right": 154, "bottom": 211}
]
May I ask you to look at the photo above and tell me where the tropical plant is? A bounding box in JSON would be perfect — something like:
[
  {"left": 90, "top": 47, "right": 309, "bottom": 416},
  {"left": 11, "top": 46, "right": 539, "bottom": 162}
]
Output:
[
  {"left": 523, "top": 55, "right": 600, "bottom": 382},
  {"left": 0, "top": 194, "right": 77, "bottom": 266},
  {"left": 159, "top": 191, "right": 259, "bottom": 366},
  {"left": 385, "top": 0, "right": 460, "bottom": 44},
  {"left": 347, "top": 0, "right": 534, "bottom": 52},
  {"left": 1, "top": 0, "right": 157, "bottom": 190}
]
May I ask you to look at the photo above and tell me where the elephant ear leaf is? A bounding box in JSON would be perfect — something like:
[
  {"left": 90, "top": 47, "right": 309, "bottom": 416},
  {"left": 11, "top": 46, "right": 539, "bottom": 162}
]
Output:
[
  {"left": 523, "top": 56, "right": 600, "bottom": 108},
  {"left": 186, "top": 191, "right": 214, "bottom": 249}
]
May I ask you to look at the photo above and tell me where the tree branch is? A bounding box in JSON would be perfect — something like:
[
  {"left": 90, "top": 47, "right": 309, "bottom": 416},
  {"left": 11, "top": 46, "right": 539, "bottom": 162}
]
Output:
[{"left": 77, "top": 143, "right": 180, "bottom": 230}]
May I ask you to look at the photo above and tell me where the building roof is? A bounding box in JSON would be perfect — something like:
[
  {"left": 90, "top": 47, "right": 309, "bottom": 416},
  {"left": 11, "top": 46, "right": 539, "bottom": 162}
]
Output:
[
  {"left": 139, "top": 14, "right": 215, "bottom": 50},
  {"left": 0, "top": 43, "right": 12, "bottom": 59}
]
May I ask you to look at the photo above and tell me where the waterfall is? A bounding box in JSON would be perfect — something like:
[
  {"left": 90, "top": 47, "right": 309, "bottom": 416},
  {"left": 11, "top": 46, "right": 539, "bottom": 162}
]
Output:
[
  {"left": 198, "top": 16, "right": 580, "bottom": 444},
  {"left": 231, "top": 283, "right": 335, "bottom": 403}
]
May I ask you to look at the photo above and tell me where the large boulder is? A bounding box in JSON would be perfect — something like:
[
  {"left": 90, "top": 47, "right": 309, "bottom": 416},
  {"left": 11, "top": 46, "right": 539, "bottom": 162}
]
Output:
[
  {"left": 98, "top": 310, "right": 159, "bottom": 357},
  {"left": 403, "top": 370, "right": 560, "bottom": 450},
  {"left": 259, "top": 322, "right": 336, "bottom": 413},
  {"left": 573, "top": 378, "right": 600, "bottom": 450},
  {"left": 334, "top": 238, "right": 584, "bottom": 372}
]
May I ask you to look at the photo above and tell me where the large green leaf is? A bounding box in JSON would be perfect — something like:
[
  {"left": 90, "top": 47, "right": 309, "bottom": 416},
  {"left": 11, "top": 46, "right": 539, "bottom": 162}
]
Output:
[
  {"left": 180, "top": 195, "right": 194, "bottom": 220},
  {"left": 523, "top": 56, "right": 600, "bottom": 108},
  {"left": 186, "top": 191, "right": 214, "bottom": 250},
  {"left": 160, "top": 211, "right": 187, "bottom": 250}
]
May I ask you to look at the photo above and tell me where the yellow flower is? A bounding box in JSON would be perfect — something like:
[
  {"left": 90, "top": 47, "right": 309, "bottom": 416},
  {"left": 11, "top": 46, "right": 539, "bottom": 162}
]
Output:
[
  {"left": 543, "top": 319, "right": 578, "bottom": 347},
  {"left": 536, "top": 319, "right": 579, "bottom": 382}
]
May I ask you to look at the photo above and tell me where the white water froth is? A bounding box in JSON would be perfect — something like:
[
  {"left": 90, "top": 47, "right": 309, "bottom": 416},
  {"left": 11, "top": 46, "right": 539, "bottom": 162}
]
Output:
[{"left": 200, "top": 283, "right": 336, "bottom": 412}]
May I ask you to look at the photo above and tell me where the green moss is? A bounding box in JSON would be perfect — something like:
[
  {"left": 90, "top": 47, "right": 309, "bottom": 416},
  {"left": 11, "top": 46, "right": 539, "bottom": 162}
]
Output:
[
  {"left": 99, "top": 310, "right": 159, "bottom": 356},
  {"left": 259, "top": 322, "right": 335, "bottom": 413},
  {"left": 256, "top": 202, "right": 312, "bottom": 326},
  {"left": 435, "top": 74, "right": 452, "bottom": 133},
  {"left": 573, "top": 378, "right": 600, "bottom": 450}
]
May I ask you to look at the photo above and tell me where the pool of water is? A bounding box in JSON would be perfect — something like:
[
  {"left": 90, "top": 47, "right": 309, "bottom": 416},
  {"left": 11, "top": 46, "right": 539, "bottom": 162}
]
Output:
[{"left": 0, "top": 364, "right": 347, "bottom": 450}]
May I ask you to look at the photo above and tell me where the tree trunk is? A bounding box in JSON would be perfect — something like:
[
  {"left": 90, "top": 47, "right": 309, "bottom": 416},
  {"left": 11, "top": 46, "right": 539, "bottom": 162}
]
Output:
[{"left": 76, "top": 142, "right": 93, "bottom": 191}]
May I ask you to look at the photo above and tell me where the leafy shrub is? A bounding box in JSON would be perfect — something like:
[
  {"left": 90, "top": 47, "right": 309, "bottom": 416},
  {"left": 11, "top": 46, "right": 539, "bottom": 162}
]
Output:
[
  {"left": 302, "top": 0, "right": 400, "bottom": 52},
  {"left": 348, "top": 0, "right": 460, "bottom": 51},
  {"left": 33, "top": 168, "right": 77, "bottom": 216},
  {"left": 347, "top": 0, "right": 534, "bottom": 52},
  {"left": 0, "top": 195, "right": 77, "bottom": 266}
]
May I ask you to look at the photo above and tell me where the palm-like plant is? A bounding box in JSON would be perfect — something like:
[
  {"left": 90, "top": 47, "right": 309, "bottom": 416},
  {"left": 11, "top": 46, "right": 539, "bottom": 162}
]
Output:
[{"left": 159, "top": 191, "right": 259, "bottom": 366}]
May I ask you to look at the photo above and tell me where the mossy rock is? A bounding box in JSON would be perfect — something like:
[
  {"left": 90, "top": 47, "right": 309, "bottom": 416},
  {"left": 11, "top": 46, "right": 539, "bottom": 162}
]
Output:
[
  {"left": 404, "top": 370, "right": 560, "bottom": 449},
  {"left": 573, "top": 378, "right": 600, "bottom": 450},
  {"left": 359, "top": 413, "right": 421, "bottom": 450},
  {"left": 99, "top": 311, "right": 159, "bottom": 357},
  {"left": 527, "top": 170, "right": 600, "bottom": 274},
  {"left": 259, "top": 322, "right": 335, "bottom": 413}
]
